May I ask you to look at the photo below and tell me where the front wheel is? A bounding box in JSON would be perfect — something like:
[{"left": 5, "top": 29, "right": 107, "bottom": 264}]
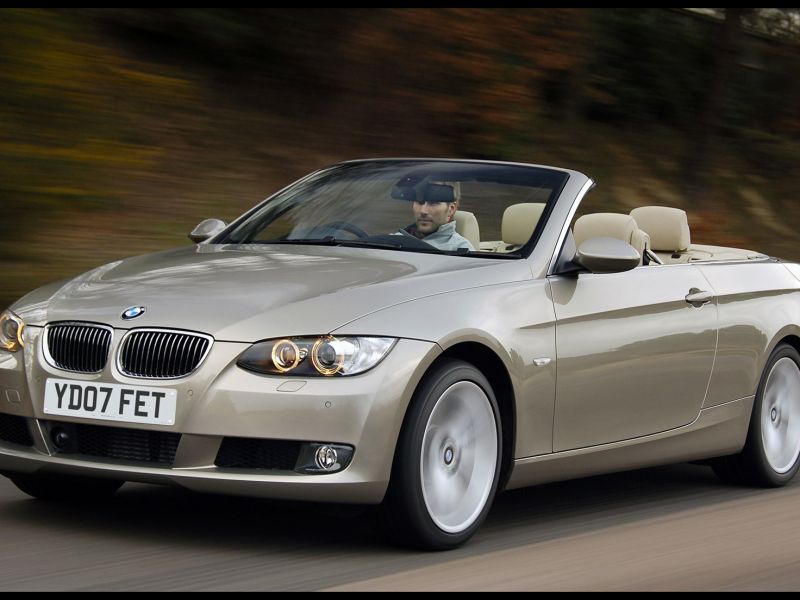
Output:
[
  {"left": 712, "top": 343, "right": 800, "bottom": 487},
  {"left": 376, "top": 359, "right": 502, "bottom": 550}
]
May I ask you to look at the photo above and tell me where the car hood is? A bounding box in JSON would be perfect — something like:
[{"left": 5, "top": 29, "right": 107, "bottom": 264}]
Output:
[{"left": 15, "top": 244, "right": 530, "bottom": 341}]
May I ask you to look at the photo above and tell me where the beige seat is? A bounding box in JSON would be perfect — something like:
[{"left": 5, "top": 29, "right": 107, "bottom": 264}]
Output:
[
  {"left": 480, "top": 203, "right": 546, "bottom": 252},
  {"left": 573, "top": 213, "right": 651, "bottom": 265},
  {"left": 454, "top": 210, "right": 480, "bottom": 249},
  {"left": 503, "top": 203, "right": 546, "bottom": 248},
  {"left": 629, "top": 206, "right": 690, "bottom": 263}
]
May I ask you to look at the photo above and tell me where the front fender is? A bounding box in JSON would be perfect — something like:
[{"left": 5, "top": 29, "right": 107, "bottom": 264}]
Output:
[{"left": 333, "top": 279, "right": 557, "bottom": 457}]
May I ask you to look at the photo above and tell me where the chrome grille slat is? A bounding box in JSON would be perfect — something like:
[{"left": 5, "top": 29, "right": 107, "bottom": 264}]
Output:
[
  {"left": 88, "top": 328, "right": 97, "bottom": 371},
  {"left": 152, "top": 332, "right": 163, "bottom": 375},
  {"left": 142, "top": 332, "right": 155, "bottom": 376},
  {"left": 127, "top": 330, "right": 138, "bottom": 375},
  {"left": 175, "top": 335, "right": 190, "bottom": 377},
  {"left": 93, "top": 328, "right": 103, "bottom": 371},
  {"left": 185, "top": 337, "right": 200, "bottom": 376},
  {"left": 133, "top": 332, "right": 146, "bottom": 376},
  {"left": 135, "top": 332, "right": 146, "bottom": 376},
  {"left": 63, "top": 326, "right": 74, "bottom": 369},
  {"left": 141, "top": 332, "right": 152, "bottom": 376},
  {"left": 56, "top": 326, "right": 65, "bottom": 370},
  {"left": 73, "top": 326, "right": 82, "bottom": 371},
  {"left": 177, "top": 334, "right": 190, "bottom": 377},
  {"left": 79, "top": 326, "right": 89, "bottom": 371},
  {"left": 45, "top": 323, "right": 112, "bottom": 374},
  {"left": 120, "top": 329, "right": 212, "bottom": 379},
  {"left": 162, "top": 333, "right": 174, "bottom": 377},
  {"left": 51, "top": 327, "right": 61, "bottom": 366},
  {"left": 150, "top": 333, "right": 160, "bottom": 377},
  {"left": 171, "top": 337, "right": 181, "bottom": 376},
  {"left": 64, "top": 327, "right": 75, "bottom": 369},
  {"left": 156, "top": 334, "right": 169, "bottom": 379},
  {"left": 138, "top": 332, "right": 151, "bottom": 376},
  {"left": 153, "top": 333, "right": 167, "bottom": 379},
  {"left": 87, "top": 328, "right": 96, "bottom": 372}
]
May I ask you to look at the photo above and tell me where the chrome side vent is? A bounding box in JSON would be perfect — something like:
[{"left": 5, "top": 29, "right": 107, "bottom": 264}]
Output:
[
  {"left": 119, "top": 329, "right": 213, "bottom": 379},
  {"left": 45, "top": 323, "right": 113, "bottom": 374}
]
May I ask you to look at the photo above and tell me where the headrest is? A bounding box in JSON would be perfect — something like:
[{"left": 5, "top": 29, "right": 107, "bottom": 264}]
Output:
[
  {"left": 391, "top": 183, "right": 456, "bottom": 203},
  {"left": 502, "top": 203, "right": 546, "bottom": 246},
  {"left": 454, "top": 210, "right": 480, "bottom": 250},
  {"left": 573, "top": 213, "right": 637, "bottom": 247},
  {"left": 629, "top": 206, "right": 690, "bottom": 252}
]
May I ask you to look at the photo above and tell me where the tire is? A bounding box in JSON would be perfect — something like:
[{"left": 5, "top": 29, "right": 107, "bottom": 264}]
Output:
[
  {"left": 7, "top": 472, "right": 124, "bottom": 502},
  {"left": 712, "top": 343, "right": 800, "bottom": 487},
  {"left": 376, "top": 359, "right": 502, "bottom": 550}
]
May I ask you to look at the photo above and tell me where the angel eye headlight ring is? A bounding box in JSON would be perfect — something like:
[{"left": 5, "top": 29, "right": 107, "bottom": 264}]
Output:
[
  {"left": 311, "top": 338, "right": 344, "bottom": 376},
  {"left": 0, "top": 310, "right": 24, "bottom": 352},
  {"left": 271, "top": 339, "right": 301, "bottom": 372}
]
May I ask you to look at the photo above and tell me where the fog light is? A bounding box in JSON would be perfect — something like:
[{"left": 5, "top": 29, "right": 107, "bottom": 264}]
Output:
[
  {"left": 295, "top": 442, "right": 354, "bottom": 474},
  {"left": 315, "top": 445, "right": 338, "bottom": 470}
]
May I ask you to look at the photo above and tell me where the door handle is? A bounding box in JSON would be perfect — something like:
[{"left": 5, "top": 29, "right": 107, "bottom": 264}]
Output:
[{"left": 685, "top": 288, "right": 714, "bottom": 307}]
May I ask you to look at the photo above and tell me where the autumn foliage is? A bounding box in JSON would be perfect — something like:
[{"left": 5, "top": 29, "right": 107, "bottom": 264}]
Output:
[{"left": 1, "top": 8, "right": 799, "bottom": 308}]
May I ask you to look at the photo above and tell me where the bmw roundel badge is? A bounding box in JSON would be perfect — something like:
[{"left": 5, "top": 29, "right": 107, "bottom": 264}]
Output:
[{"left": 122, "top": 306, "right": 146, "bottom": 320}]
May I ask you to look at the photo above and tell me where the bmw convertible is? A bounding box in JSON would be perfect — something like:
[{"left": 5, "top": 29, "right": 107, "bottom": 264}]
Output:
[{"left": 1, "top": 159, "right": 799, "bottom": 550}]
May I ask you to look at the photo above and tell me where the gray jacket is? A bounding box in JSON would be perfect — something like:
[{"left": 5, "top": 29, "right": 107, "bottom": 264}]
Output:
[{"left": 395, "top": 221, "right": 474, "bottom": 252}]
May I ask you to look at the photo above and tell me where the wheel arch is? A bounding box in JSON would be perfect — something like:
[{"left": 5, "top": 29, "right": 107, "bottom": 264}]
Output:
[
  {"left": 761, "top": 327, "right": 800, "bottom": 385},
  {"left": 775, "top": 333, "right": 800, "bottom": 358}
]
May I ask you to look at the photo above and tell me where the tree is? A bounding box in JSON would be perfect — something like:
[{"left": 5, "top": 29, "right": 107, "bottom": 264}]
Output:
[{"left": 685, "top": 8, "right": 751, "bottom": 203}]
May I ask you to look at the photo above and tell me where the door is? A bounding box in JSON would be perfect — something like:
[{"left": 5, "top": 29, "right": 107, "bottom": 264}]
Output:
[{"left": 549, "top": 265, "right": 718, "bottom": 452}]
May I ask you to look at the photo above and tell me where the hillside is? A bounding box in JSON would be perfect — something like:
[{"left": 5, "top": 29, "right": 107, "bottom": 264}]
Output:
[{"left": 2, "top": 8, "right": 799, "bottom": 308}]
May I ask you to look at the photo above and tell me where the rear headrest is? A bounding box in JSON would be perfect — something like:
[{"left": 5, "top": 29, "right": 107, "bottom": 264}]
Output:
[
  {"left": 630, "top": 206, "right": 690, "bottom": 252},
  {"left": 573, "top": 213, "right": 637, "bottom": 248},
  {"left": 454, "top": 211, "right": 480, "bottom": 250},
  {"left": 502, "top": 203, "right": 546, "bottom": 246}
]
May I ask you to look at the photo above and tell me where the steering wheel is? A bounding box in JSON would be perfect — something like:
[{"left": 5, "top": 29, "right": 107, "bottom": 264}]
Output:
[{"left": 318, "top": 221, "right": 369, "bottom": 239}]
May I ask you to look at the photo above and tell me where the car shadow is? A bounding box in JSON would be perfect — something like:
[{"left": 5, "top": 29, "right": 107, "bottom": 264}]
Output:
[{"left": 0, "top": 462, "right": 784, "bottom": 589}]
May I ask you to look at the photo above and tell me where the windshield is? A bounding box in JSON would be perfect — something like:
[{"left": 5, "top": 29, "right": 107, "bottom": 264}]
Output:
[{"left": 217, "top": 160, "right": 569, "bottom": 256}]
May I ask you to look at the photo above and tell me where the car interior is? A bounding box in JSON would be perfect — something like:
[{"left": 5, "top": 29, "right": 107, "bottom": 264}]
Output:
[{"left": 458, "top": 204, "right": 766, "bottom": 264}]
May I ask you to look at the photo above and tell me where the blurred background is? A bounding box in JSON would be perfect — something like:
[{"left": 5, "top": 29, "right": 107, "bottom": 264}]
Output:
[{"left": 1, "top": 8, "right": 799, "bottom": 308}]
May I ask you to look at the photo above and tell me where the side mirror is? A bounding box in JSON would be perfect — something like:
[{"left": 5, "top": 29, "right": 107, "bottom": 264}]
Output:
[
  {"left": 574, "top": 237, "right": 640, "bottom": 274},
  {"left": 189, "top": 219, "right": 227, "bottom": 243}
]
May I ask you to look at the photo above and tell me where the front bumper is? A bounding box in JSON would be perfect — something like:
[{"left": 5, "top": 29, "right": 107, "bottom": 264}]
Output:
[{"left": 0, "top": 327, "right": 440, "bottom": 503}]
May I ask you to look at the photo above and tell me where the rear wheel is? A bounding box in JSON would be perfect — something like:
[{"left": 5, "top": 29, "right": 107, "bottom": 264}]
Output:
[
  {"left": 7, "top": 472, "right": 124, "bottom": 502},
  {"left": 712, "top": 343, "right": 800, "bottom": 487},
  {"left": 376, "top": 359, "right": 502, "bottom": 550}
]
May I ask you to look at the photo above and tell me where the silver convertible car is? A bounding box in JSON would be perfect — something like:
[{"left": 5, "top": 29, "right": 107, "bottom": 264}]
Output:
[{"left": 2, "top": 159, "right": 800, "bottom": 550}]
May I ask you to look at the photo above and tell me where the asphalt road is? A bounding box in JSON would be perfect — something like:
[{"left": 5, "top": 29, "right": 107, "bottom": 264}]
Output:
[{"left": 1, "top": 463, "right": 798, "bottom": 591}]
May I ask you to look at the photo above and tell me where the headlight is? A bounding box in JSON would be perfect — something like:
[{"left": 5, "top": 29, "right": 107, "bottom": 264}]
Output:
[
  {"left": 237, "top": 336, "right": 396, "bottom": 377},
  {"left": 0, "top": 309, "right": 25, "bottom": 352}
]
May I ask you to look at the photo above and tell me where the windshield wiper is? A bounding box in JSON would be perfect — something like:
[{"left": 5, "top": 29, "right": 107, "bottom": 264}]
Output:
[
  {"left": 336, "top": 239, "right": 403, "bottom": 250},
  {"left": 254, "top": 237, "right": 403, "bottom": 250},
  {"left": 249, "top": 236, "right": 483, "bottom": 256},
  {"left": 256, "top": 237, "right": 339, "bottom": 246}
]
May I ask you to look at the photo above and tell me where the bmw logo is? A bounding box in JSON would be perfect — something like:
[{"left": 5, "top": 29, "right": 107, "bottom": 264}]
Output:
[{"left": 122, "top": 306, "right": 146, "bottom": 320}]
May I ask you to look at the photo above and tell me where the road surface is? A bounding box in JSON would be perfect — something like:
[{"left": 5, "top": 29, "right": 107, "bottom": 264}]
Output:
[{"left": 0, "top": 463, "right": 798, "bottom": 591}]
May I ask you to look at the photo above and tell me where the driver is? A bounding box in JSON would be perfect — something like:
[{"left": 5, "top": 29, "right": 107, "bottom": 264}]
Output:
[{"left": 395, "top": 182, "right": 474, "bottom": 252}]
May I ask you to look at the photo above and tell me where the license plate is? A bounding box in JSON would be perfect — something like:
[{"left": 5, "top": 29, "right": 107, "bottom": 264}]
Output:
[{"left": 44, "top": 378, "right": 177, "bottom": 426}]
